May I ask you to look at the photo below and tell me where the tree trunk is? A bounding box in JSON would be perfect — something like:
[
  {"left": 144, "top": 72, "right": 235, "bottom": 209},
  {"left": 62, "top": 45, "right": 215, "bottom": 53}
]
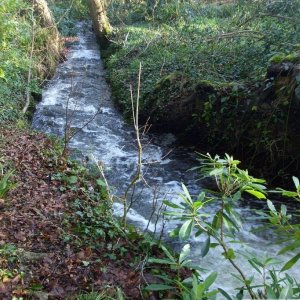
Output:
[
  {"left": 32, "top": 0, "right": 57, "bottom": 29},
  {"left": 31, "top": 0, "right": 61, "bottom": 60},
  {"left": 88, "top": 0, "right": 111, "bottom": 48}
]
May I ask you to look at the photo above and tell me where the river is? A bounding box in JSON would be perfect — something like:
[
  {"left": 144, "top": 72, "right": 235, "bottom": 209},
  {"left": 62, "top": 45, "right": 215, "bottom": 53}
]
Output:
[{"left": 32, "top": 22, "right": 299, "bottom": 297}]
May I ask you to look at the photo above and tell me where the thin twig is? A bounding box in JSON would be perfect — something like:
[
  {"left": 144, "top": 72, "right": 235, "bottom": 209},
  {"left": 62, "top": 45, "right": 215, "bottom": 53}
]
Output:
[{"left": 92, "top": 156, "right": 113, "bottom": 203}]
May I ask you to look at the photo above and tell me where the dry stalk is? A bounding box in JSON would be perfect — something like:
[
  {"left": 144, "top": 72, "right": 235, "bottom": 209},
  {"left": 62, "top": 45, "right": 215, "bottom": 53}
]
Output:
[
  {"left": 144, "top": 186, "right": 159, "bottom": 232},
  {"left": 22, "top": 14, "right": 36, "bottom": 115},
  {"left": 122, "top": 62, "right": 143, "bottom": 227},
  {"left": 92, "top": 155, "right": 113, "bottom": 203}
]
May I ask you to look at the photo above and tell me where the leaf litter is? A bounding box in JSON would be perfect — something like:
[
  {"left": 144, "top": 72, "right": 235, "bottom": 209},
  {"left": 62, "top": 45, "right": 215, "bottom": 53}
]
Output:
[{"left": 0, "top": 127, "right": 148, "bottom": 299}]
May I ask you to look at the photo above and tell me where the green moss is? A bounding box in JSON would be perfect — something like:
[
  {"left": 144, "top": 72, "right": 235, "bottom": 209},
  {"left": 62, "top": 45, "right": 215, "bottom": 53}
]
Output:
[
  {"left": 269, "top": 52, "right": 300, "bottom": 64},
  {"left": 197, "top": 80, "right": 218, "bottom": 89},
  {"left": 269, "top": 53, "right": 287, "bottom": 64},
  {"left": 155, "top": 72, "right": 183, "bottom": 89},
  {"left": 99, "top": 18, "right": 111, "bottom": 36},
  {"left": 285, "top": 52, "right": 300, "bottom": 63}
]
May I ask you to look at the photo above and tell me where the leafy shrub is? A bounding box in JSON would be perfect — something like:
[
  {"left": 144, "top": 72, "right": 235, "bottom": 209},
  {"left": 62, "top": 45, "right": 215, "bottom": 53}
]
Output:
[
  {"left": 147, "top": 154, "right": 300, "bottom": 299},
  {"left": 0, "top": 161, "right": 16, "bottom": 198}
]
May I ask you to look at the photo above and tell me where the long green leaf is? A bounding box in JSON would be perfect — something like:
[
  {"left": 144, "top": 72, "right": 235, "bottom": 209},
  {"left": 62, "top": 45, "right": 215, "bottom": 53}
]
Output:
[
  {"left": 163, "top": 200, "right": 182, "bottom": 209},
  {"left": 179, "top": 244, "right": 191, "bottom": 264},
  {"left": 218, "top": 288, "right": 233, "bottom": 300},
  {"left": 161, "top": 245, "right": 176, "bottom": 262},
  {"left": 223, "top": 213, "right": 239, "bottom": 231},
  {"left": 197, "top": 192, "right": 206, "bottom": 202},
  {"left": 212, "top": 211, "right": 222, "bottom": 230},
  {"left": 202, "top": 272, "right": 218, "bottom": 291},
  {"left": 245, "top": 189, "right": 266, "bottom": 199},
  {"left": 267, "top": 199, "right": 277, "bottom": 213},
  {"left": 293, "top": 176, "right": 299, "bottom": 189},
  {"left": 181, "top": 183, "right": 193, "bottom": 205},
  {"left": 266, "top": 286, "right": 277, "bottom": 299},
  {"left": 202, "top": 289, "right": 219, "bottom": 298},
  {"left": 282, "top": 190, "right": 298, "bottom": 198},
  {"left": 248, "top": 259, "right": 262, "bottom": 275},
  {"left": 145, "top": 284, "right": 175, "bottom": 291},
  {"left": 201, "top": 236, "right": 210, "bottom": 257},
  {"left": 147, "top": 258, "right": 176, "bottom": 265},
  {"left": 281, "top": 253, "right": 300, "bottom": 271},
  {"left": 232, "top": 191, "right": 241, "bottom": 202},
  {"left": 278, "top": 240, "right": 300, "bottom": 255},
  {"left": 179, "top": 219, "right": 194, "bottom": 241},
  {"left": 278, "top": 284, "right": 293, "bottom": 299},
  {"left": 265, "top": 257, "right": 282, "bottom": 266},
  {"left": 209, "top": 168, "right": 224, "bottom": 177}
]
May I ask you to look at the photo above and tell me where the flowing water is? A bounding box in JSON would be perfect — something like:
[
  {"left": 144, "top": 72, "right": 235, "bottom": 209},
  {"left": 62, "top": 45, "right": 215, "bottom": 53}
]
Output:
[{"left": 32, "top": 23, "right": 299, "bottom": 296}]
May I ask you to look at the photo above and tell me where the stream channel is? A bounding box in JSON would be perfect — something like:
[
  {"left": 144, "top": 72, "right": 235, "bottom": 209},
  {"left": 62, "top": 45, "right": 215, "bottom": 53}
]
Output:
[{"left": 32, "top": 23, "right": 299, "bottom": 296}]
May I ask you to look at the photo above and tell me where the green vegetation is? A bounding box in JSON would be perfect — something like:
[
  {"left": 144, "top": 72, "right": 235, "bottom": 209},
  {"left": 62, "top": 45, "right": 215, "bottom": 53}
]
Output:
[
  {"left": 49, "top": 0, "right": 89, "bottom": 36},
  {"left": 1, "top": 0, "right": 300, "bottom": 299},
  {"left": 0, "top": 0, "right": 89, "bottom": 123},
  {"left": 106, "top": 0, "right": 299, "bottom": 111},
  {"left": 0, "top": 0, "right": 60, "bottom": 122},
  {"left": 0, "top": 169, "right": 15, "bottom": 199},
  {"left": 105, "top": 0, "right": 300, "bottom": 184},
  {"left": 148, "top": 154, "right": 300, "bottom": 299},
  {"left": 75, "top": 289, "right": 125, "bottom": 300}
]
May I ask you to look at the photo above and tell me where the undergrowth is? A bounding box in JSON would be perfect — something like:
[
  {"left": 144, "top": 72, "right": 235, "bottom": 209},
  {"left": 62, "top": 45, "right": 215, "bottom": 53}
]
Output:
[
  {"left": 0, "top": 0, "right": 90, "bottom": 124},
  {"left": 49, "top": 0, "right": 89, "bottom": 36},
  {"left": 106, "top": 0, "right": 299, "bottom": 113},
  {"left": 105, "top": 0, "right": 300, "bottom": 185},
  {"left": 0, "top": 0, "right": 67, "bottom": 122},
  {"left": 0, "top": 125, "right": 176, "bottom": 299}
]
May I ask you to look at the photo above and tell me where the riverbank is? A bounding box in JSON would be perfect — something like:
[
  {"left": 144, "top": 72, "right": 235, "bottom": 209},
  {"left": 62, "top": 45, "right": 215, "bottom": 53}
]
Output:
[
  {"left": 104, "top": 0, "right": 300, "bottom": 187},
  {"left": 0, "top": 0, "right": 62, "bottom": 123},
  {"left": 0, "top": 125, "right": 179, "bottom": 299}
]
